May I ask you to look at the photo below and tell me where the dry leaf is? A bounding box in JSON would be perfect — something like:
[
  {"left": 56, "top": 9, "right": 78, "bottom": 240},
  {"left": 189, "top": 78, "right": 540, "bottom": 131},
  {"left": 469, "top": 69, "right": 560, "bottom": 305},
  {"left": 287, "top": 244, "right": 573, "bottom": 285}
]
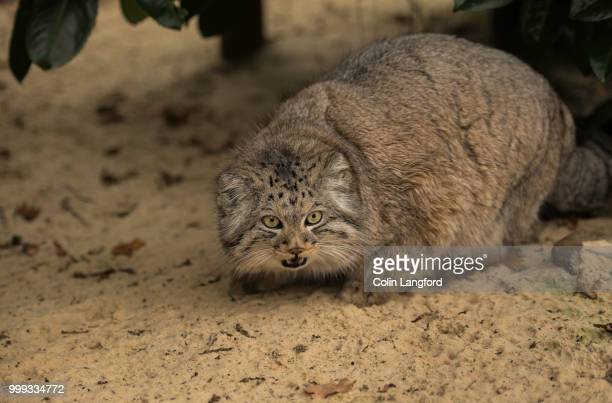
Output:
[
  {"left": 593, "top": 323, "right": 612, "bottom": 334},
  {"left": 54, "top": 241, "right": 68, "bottom": 257},
  {"left": 159, "top": 170, "right": 184, "bottom": 187},
  {"left": 112, "top": 239, "right": 146, "bottom": 257},
  {"left": 377, "top": 383, "right": 396, "bottom": 393},
  {"left": 21, "top": 243, "right": 39, "bottom": 256},
  {"left": 100, "top": 169, "right": 138, "bottom": 186},
  {"left": 15, "top": 203, "right": 40, "bottom": 222},
  {"left": 304, "top": 378, "right": 354, "bottom": 398},
  {"left": 162, "top": 103, "right": 199, "bottom": 127},
  {"left": 97, "top": 91, "right": 126, "bottom": 124}
]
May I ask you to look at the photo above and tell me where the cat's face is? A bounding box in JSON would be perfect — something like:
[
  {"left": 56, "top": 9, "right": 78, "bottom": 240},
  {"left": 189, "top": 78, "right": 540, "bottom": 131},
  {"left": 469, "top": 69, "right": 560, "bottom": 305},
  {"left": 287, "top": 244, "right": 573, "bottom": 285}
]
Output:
[{"left": 217, "top": 149, "right": 363, "bottom": 278}]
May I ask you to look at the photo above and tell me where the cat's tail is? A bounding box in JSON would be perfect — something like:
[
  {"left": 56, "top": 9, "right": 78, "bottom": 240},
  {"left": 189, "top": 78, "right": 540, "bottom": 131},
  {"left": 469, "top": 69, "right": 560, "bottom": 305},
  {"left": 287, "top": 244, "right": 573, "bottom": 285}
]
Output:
[{"left": 546, "top": 127, "right": 612, "bottom": 212}]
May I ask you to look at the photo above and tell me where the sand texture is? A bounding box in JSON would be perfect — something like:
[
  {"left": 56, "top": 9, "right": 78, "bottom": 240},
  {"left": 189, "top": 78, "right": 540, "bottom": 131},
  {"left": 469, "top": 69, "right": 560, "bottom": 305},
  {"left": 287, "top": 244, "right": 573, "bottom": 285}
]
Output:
[{"left": 0, "top": 1, "right": 610, "bottom": 401}]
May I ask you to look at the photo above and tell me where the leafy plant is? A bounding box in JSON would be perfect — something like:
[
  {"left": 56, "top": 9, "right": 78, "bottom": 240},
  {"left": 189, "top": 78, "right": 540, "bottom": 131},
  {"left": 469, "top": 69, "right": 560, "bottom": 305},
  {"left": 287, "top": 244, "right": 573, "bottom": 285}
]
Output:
[
  {"left": 8, "top": 0, "right": 252, "bottom": 82},
  {"left": 7, "top": 0, "right": 612, "bottom": 83},
  {"left": 454, "top": 0, "right": 612, "bottom": 81}
]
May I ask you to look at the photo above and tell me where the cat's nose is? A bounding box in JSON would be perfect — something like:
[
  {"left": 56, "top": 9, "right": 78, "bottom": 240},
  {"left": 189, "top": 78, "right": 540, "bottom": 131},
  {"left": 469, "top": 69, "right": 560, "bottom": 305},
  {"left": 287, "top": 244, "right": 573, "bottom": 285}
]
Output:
[{"left": 289, "top": 247, "right": 304, "bottom": 255}]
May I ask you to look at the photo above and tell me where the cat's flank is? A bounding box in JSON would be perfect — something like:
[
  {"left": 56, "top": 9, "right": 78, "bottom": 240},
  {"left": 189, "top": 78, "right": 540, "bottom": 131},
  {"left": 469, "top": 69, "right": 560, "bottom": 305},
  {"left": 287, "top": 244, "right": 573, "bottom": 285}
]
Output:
[{"left": 216, "top": 34, "right": 612, "bottom": 293}]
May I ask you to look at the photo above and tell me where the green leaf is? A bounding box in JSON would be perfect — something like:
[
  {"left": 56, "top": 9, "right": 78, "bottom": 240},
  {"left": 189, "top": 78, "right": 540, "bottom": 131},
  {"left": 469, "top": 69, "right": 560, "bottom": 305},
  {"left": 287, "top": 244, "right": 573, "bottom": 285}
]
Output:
[
  {"left": 520, "top": 0, "right": 553, "bottom": 43},
  {"left": 136, "top": 0, "right": 187, "bottom": 30},
  {"left": 198, "top": 0, "right": 251, "bottom": 37},
  {"left": 588, "top": 23, "right": 612, "bottom": 81},
  {"left": 570, "top": 0, "right": 612, "bottom": 22},
  {"left": 25, "top": 0, "right": 98, "bottom": 70},
  {"left": 9, "top": 0, "right": 33, "bottom": 82},
  {"left": 120, "top": 0, "right": 148, "bottom": 24},
  {"left": 453, "top": 0, "right": 515, "bottom": 12}
]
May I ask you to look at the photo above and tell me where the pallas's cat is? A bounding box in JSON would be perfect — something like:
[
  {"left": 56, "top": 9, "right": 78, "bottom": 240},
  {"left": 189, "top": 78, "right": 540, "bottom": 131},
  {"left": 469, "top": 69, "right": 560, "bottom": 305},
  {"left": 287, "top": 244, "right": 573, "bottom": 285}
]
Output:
[{"left": 216, "top": 34, "right": 612, "bottom": 295}]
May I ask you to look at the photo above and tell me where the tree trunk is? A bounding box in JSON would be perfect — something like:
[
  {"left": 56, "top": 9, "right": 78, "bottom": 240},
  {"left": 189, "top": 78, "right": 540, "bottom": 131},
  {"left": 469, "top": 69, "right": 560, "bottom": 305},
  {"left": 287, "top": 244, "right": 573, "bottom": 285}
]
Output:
[{"left": 221, "top": 0, "right": 264, "bottom": 61}]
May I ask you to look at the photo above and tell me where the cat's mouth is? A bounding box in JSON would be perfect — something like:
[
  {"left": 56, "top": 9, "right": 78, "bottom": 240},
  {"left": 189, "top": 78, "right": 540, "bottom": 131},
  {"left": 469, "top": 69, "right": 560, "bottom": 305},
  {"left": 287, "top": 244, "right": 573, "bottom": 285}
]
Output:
[{"left": 281, "top": 255, "right": 308, "bottom": 269}]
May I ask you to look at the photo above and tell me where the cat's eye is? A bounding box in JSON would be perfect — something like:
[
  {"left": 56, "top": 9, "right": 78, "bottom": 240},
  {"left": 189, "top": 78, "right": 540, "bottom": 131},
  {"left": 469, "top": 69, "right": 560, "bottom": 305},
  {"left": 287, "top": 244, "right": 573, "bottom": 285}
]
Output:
[
  {"left": 305, "top": 211, "right": 323, "bottom": 226},
  {"left": 262, "top": 215, "right": 282, "bottom": 229}
]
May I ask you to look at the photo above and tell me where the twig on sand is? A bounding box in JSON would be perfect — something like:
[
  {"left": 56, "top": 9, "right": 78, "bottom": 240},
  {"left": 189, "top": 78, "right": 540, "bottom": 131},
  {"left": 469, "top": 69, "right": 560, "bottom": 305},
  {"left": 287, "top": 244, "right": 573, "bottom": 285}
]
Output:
[
  {"left": 235, "top": 323, "right": 255, "bottom": 338},
  {"left": 61, "top": 329, "right": 89, "bottom": 335},
  {"left": 72, "top": 267, "right": 135, "bottom": 281},
  {"left": 199, "top": 347, "right": 233, "bottom": 355},
  {"left": 65, "top": 184, "right": 93, "bottom": 204},
  {"left": 61, "top": 197, "right": 90, "bottom": 227}
]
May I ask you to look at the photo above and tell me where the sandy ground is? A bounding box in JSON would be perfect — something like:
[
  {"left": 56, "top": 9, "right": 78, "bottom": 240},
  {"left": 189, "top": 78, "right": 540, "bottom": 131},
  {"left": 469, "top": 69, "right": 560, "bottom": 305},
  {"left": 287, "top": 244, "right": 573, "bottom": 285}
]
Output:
[{"left": 0, "top": 0, "right": 610, "bottom": 401}]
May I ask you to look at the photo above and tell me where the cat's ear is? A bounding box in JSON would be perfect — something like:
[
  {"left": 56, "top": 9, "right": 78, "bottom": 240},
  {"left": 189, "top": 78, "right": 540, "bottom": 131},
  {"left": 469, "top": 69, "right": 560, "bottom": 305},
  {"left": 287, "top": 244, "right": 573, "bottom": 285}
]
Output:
[
  {"left": 217, "top": 171, "right": 250, "bottom": 210},
  {"left": 320, "top": 152, "right": 359, "bottom": 214},
  {"left": 217, "top": 171, "right": 255, "bottom": 244}
]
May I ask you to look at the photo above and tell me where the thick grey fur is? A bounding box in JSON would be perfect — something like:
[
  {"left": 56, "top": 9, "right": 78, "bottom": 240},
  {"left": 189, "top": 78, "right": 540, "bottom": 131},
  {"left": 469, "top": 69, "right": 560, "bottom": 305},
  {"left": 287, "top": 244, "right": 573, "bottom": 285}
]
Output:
[{"left": 216, "top": 34, "right": 612, "bottom": 294}]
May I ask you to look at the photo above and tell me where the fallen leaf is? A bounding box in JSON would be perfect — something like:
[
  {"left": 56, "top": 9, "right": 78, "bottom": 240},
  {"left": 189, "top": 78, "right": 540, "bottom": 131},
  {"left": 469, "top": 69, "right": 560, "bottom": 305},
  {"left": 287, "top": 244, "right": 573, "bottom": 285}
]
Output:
[
  {"left": 377, "top": 383, "right": 396, "bottom": 393},
  {"left": 304, "top": 378, "right": 354, "bottom": 398},
  {"left": 53, "top": 241, "right": 68, "bottom": 257},
  {"left": 175, "top": 258, "right": 192, "bottom": 268},
  {"left": 593, "top": 323, "right": 612, "bottom": 333},
  {"left": 97, "top": 92, "right": 126, "bottom": 124},
  {"left": 199, "top": 274, "right": 221, "bottom": 286},
  {"left": 411, "top": 314, "right": 424, "bottom": 323},
  {"left": 88, "top": 342, "right": 104, "bottom": 350},
  {"left": 21, "top": 243, "right": 38, "bottom": 256},
  {"left": 0, "top": 331, "right": 10, "bottom": 347},
  {"left": 240, "top": 377, "right": 265, "bottom": 385},
  {"left": 293, "top": 344, "right": 307, "bottom": 353},
  {"left": 73, "top": 267, "right": 135, "bottom": 281},
  {"left": 15, "top": 203, "right": 40, "bottom": 221},
  {"left": 100, "top": 169, "right": 138, "bottom": 186},
  {"left": 159, "top": 170, "right": 184, "bottom": 187},
  {"left": 61, "top": 329, "right": 89, "bottom": 335},
  {"left": 162, "top": 103, "right": 199, "bottom": 127},
  {"left": 104, "top": 146, "right": 121, "bottom": 157},
  {"left": 112, "top": 239, "right": 146, "bottom": 257}
]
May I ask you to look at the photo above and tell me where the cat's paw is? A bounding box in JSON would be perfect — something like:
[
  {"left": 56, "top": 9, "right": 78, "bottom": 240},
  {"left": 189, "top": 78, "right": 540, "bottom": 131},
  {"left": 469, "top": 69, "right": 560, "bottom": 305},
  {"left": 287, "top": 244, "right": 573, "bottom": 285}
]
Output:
[{"left": 337, "top": 279, "right": 390, "bottom": 307}]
